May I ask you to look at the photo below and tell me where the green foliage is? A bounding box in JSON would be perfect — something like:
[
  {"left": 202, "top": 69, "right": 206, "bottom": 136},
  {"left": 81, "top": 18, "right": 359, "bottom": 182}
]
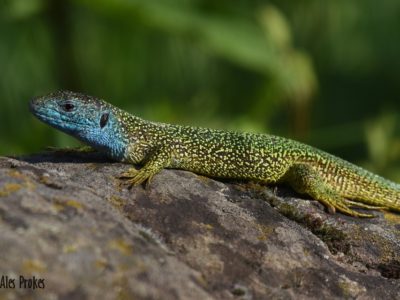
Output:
[{"left": 0, "top": 0, "right": 399, "bottom": 181}]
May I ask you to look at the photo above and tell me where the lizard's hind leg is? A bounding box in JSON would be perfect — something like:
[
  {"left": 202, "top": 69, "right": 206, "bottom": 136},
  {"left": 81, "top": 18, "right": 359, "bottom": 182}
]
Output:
[{"left": 281, "top": 163, "right": 374, "bottom": 218}]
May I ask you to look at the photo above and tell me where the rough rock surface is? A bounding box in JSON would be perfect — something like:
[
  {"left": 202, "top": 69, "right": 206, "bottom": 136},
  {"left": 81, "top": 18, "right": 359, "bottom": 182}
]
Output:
[{"left": 0, "top": 151, "right": 399, "bottom": 299}]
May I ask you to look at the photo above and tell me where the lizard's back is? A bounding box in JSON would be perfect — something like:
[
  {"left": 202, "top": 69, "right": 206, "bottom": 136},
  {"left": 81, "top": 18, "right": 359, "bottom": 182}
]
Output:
[{"left": 167, "top": 125, "right": 300, "bottom": 181}]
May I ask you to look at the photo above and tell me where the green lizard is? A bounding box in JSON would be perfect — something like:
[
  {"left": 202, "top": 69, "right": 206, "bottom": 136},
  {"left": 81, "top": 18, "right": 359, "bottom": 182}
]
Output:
[{"left": 29, "top": 91, "right": 400, "bottom": 217}]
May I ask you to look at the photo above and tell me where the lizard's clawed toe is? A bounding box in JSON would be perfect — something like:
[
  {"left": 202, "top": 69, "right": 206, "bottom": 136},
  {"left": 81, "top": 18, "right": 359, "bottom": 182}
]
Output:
[{"left": 117, "top": 169, "right": 154, "bottom": 189}]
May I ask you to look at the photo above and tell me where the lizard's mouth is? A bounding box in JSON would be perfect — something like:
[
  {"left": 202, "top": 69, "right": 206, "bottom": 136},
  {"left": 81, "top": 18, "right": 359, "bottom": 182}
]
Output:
[
  {"left": 29, "top": 97, "right": 50, "bottom": 119},
  {"left": 29, "top": 98, "right": 84, "bottom": 135},
  {"left": 29, "top": 98, "right": 55, "bottom": 124},
  {"left": 29, "top": 98, "right": 68, "bottom": 129}
]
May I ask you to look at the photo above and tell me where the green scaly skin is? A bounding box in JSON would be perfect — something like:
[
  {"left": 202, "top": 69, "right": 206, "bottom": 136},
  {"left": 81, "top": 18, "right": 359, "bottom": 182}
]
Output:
[{"left": 29, "top": 91, "right": 400, "bottom": 218}]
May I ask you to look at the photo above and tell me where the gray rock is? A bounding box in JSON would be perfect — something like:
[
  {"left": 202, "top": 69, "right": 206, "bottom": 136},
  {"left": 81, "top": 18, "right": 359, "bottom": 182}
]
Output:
[{"left": 0, "top": 151, "right": 399, "bottom": 299}]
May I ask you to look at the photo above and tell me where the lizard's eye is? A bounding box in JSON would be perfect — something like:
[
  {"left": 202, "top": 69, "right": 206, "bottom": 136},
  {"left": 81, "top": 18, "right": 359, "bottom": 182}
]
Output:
[{"left": 61, "top": 102, "right": 75, "bottom": 112}]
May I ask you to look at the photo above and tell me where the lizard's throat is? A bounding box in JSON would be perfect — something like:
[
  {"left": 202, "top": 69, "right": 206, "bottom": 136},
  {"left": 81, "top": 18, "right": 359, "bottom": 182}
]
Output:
[{"left": 77, "top": 127, "right": 129, "bottom": 161}]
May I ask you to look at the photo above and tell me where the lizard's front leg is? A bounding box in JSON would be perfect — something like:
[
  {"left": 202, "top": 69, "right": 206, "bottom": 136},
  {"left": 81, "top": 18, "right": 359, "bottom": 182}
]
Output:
[{"left": 119, "top": 147, "right": 171, "bottom": 188}]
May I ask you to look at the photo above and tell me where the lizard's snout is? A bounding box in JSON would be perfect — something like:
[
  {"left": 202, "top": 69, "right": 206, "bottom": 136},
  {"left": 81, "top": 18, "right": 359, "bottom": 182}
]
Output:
[
  {"left": 29, "top": 98, "right": 36, "bottom": 113},
  {"left": 29, "top": 96, "right": 41, "bottom": 114}
]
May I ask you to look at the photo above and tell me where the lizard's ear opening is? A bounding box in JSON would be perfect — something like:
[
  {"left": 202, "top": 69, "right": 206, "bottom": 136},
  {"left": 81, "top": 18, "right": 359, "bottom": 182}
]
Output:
[{"left": 100, "top": 112, "right": 109, "bottom": 128}]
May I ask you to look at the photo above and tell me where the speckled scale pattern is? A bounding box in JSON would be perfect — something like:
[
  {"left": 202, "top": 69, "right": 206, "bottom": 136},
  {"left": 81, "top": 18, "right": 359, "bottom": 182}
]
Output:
[
  {"left": 30, "top": 91, "right": 400, "bottom": 216},
  {"left": 112, "top": 105, "right": 400, "bottom": 209}
]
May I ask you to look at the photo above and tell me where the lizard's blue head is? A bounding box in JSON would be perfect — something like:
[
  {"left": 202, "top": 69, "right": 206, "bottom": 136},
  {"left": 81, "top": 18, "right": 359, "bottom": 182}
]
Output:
[{"left": 29, "top": 90, "right": 128, "bottom": 160}]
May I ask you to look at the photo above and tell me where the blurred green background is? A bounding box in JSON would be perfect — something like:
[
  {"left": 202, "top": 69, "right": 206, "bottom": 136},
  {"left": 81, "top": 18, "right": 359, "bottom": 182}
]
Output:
[{"left": 1, "top": 0, "right": 400, "bottom": 180}]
